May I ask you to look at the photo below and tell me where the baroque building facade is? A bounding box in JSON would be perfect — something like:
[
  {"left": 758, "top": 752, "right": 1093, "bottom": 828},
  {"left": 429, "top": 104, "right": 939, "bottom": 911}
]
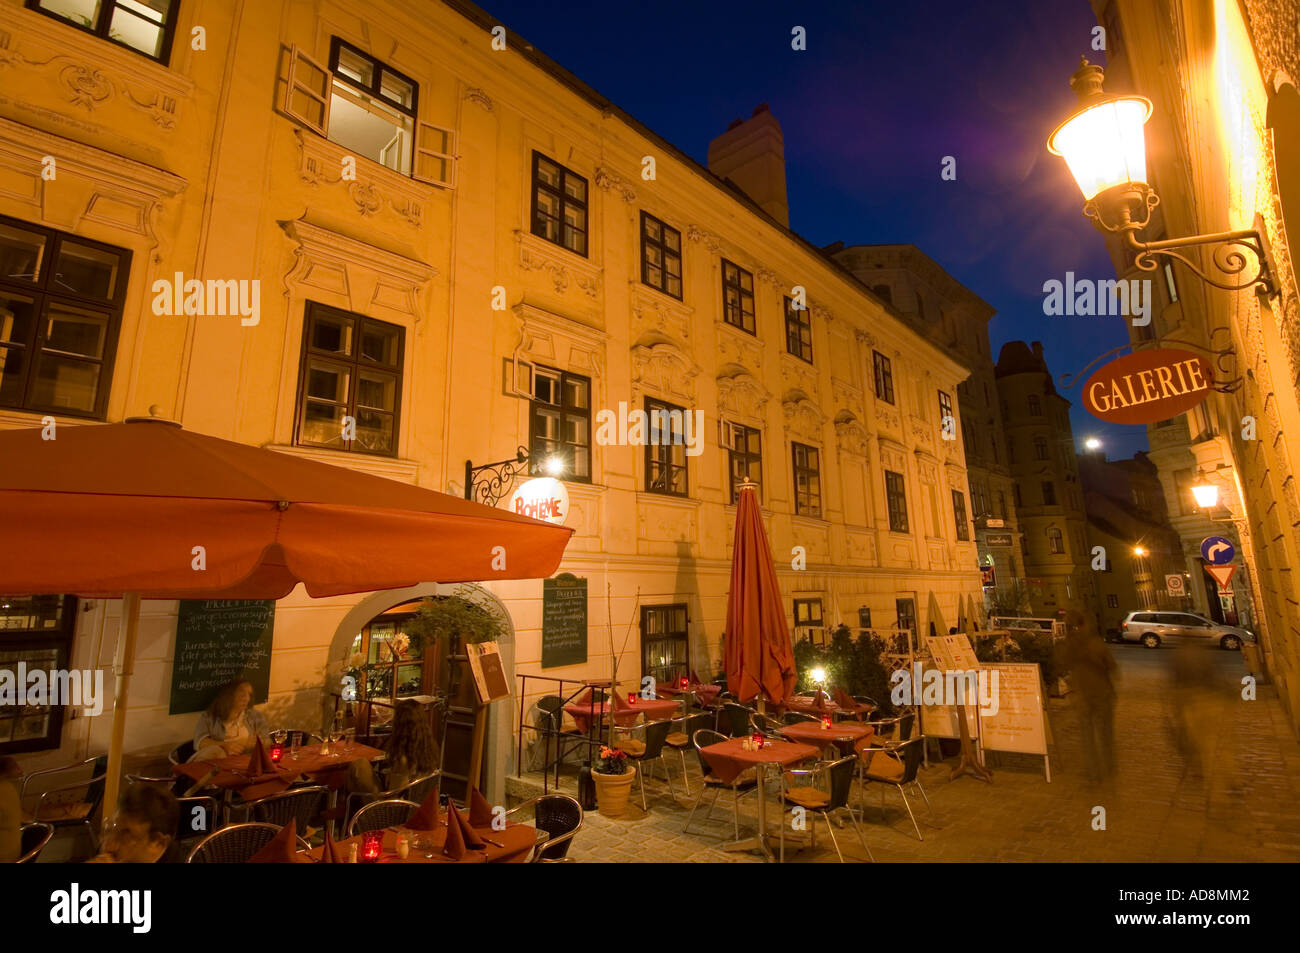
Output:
[{"left": 0, "top": 0, "right": 983, "bottom": 788}]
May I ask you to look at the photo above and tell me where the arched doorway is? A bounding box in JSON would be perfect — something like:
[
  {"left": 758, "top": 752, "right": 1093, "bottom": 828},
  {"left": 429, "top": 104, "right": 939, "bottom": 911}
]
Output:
[{"left": 327, "top": 583, "right": 517, "bottom": 805}]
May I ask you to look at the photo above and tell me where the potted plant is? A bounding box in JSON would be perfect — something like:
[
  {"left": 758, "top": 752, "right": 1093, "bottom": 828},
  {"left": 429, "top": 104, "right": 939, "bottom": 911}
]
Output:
[{"left": 590, "top": 745, "right": 636, "bottom": 817}]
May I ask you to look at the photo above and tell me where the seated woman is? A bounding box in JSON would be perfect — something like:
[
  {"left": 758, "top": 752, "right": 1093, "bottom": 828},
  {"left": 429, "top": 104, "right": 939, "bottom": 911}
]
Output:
[
  {"left": 347, "top": 699, "right": 438, "bottom": 794},
  {"left": 190, "top": 679, "right": 269, "bottom": 762}
]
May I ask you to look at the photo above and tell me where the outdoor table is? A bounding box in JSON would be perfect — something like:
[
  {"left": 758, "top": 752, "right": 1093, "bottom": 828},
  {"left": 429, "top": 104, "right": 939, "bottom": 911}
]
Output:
[
  {"left": 172, "top": 742, "right": 384, "bottom": 800},
  {"left": 304, "top": 823, "right": 542, "bottom": 863},
  {"left": 657, "top": 682, "right": 723, "bottom": 706},
  {"left": 779, "top": 720, "right": 874, "bottom": 755},
  {"left": 700, "top": 737, "right": 818, "bottom": 862},
  {"left": 564, "top": 697, "right": 679, "bottom": 733},
  {"left": 783, "top": 695, "right": 841, "bottom": 717}
]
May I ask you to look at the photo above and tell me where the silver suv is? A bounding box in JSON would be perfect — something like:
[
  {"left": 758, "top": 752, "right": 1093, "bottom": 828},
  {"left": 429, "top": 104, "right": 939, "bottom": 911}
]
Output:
[{"left": 1118, "top": 611, "right": 1255, "bottom": 650}]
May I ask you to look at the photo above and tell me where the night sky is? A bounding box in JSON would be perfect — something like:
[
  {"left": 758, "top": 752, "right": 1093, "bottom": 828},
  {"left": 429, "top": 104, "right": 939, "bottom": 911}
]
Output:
[{"left": 478, "top": 0, "right": 1146, "bottom": 459}]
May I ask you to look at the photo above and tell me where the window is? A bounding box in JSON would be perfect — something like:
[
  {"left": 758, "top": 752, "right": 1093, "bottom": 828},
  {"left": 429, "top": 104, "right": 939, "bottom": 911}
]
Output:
[
  {"left": 952, "top": 490, "right": 970, "bottom": 541},
  {"left": 793, "top": 598, "right": 824, "bottom": 631},
  {"left": 792, "top": 442, "right": 821, "bottom": 517},
  {"left": 724, "top": 422, "right": 761, "bottom": 503},
  {"left": 895, "top": 597, "right": 917, "bottom": 637},
  {"left": 1041, "top": 480, "right": 1057, "bottom": 506},
  {"left": 644, "top": 397, "right": 688, "bottom": 496},
  {"left": 969, "top": 480, "right": 990, "bottom": 519},
  {"left": 0, "top": 596, "right": 76, "bottom": 753},
  {"left": 1047, "top": 528, "right": 1064, "bottom": 554},
  {"left": 784, "top": 296, "right": 813, "bottom": 362},
  {"left": 531, "top": 153, "right": 588, "bottom": 256},
  {"left": 1033, "top": 435, "right": 1049, "bottom": 460},
  {"left": 27, "top": 0, "right": 178, "bottom": 63},
  {"left": 872, "top": 284, "right": 892, "bottom": 305},
  {"left": 530, "top": 367, "right": 591, "bottom": 481},
  {"left": 348, "top": 599, "right": 432, "bottom": 700},
  {"left": 1028, "top": 394, "right": 1042, "bottom": 416},
  {"left": 858, "top": 607, "right": 873, "bottom": 630},
  {"left": 282, "top": 40, "right": 455, "bottom": 186},
  {"left": 296, "top": 302, "right": 404, "bottom": 455},
  {"left": 885, "top": 470, "right": 909, "bottom": 532},
  {"left": 641, "top": 604, "right": 689, "bottom": 685},
  {"left": 640, "top": 212, "right": 682, "bottom": 299},
  {"left": 0, "top": 216, "right": 130, "bottom": 419},
  {"left": 873, "top": 350, "right": 895, "bottom": 404},
  {"left": 938, "top": 390, "right": 953, "bottom": 429},
  {"left": 721, "top": 260, "right": 755, "bottom": 334}
]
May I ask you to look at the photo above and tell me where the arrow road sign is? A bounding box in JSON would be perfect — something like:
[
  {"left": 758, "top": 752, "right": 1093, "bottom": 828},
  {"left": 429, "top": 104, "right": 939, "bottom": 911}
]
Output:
[
  {"left": 1204, "top": 563, "right": 1237, "bottom": 590},
  {"left": 1201, "top": 536, "right": 1236, "bottom": 565}
]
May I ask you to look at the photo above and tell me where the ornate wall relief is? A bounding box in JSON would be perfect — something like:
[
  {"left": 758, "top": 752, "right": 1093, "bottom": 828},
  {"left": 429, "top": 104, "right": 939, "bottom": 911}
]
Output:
[
  {"left": 717, "top": 365, "right": 770, "bottom": 421},
  {"left": 782, "top": 389, "right": 826, "bottom": 442},
  {"left": 296, "top": 130, "right": 428, "bottom": 227},
  {"left": 516, "top": 230, "right": 602, "bottom": 299},
  {"left": 631, "top": 336, "right": 699, "bottom": 403},
  {"left": 594, "top": 166, "right": 637, "bottom": 203},
  {"left": 833, "top": 410, "right": 870, "bottom": 457}
]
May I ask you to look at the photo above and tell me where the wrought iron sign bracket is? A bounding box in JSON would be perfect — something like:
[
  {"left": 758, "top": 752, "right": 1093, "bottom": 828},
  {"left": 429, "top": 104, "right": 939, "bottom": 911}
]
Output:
[
  {"left": 1084, "top": 185, "right": 1278, "bottom": 299},
  {"left": 464, "top": 446, "right": 530, "bottom": 506}
]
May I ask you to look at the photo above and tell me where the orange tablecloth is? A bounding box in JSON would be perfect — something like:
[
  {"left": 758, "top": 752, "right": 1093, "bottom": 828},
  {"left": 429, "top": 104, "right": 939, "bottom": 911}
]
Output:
[
  {"left": 564, "top": 698, "right": 679, "bottom": 732},
  {"left": 783, "top": 695, "right": 841, "bottom": 716},
  {"left": 305, "top": 823, "right": 538, "bottom": 864},
  {"left": 657, "top": 683, "right": 723, "bottom": 705},
  {"left": 779, "top": 721, "right": 874, "bottom": 750},
  {"left": 172, "top": 743, "right": 384, "bottom": 798},
  {"left": 699, "top": 738, "right": 819, "bottom": 784}
]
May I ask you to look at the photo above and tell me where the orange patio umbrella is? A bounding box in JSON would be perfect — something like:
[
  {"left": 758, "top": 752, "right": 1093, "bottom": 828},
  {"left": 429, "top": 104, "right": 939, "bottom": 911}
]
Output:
[
  {"left": 724, "top": 483, "right": 796, "bottom": 707},
  {"left": 0, "top": 417, "right": 573, "bottom": 808}
]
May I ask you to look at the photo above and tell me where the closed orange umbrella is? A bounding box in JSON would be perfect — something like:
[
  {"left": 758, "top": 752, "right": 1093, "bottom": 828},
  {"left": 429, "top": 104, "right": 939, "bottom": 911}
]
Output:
[
  {"left": 724, "top": 483, "right": 796, "bottom": 706},
  {"left": 0, "top": 416, "right": 573, "bottom": 807}
]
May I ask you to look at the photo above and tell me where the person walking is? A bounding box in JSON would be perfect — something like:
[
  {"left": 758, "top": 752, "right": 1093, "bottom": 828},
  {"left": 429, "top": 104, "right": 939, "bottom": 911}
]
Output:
[{"left": 1064, "top": 610, "right": 1119, "bottom": 783}]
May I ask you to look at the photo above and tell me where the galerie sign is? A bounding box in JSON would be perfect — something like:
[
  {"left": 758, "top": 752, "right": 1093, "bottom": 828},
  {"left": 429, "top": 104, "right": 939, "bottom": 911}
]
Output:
[
  {"left": 508, "top": 477, "right": 568, "bottom": 524},
  {"left": 1081, "top": 348, "right": 1213, "bottom": 425}
]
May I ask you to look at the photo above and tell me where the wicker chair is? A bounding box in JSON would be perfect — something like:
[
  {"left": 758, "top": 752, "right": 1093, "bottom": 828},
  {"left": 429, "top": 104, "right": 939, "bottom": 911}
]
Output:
[
  {"left": 168, "top": 741, "right": 195, "bottom": 766},
  {"left": 186, "top": 822, "right": 311, "bottom": 863},
  {"left": 348, "top": 798, "right": 419, "bottom": 837},
  {"left": 503, "top": 794, "right": 583, "bottom": 862},
  {"left": 535, "top": 695, "right": 586, "bottom": 788},
  {"left": 18, "top": 822, "right": 54, "bottom": 863},
  {"left": 249, "top": 785, "right": 329, "bottom": 830},
  {"left": 174, "top": 795, "right": 221, "bottom": 849}
]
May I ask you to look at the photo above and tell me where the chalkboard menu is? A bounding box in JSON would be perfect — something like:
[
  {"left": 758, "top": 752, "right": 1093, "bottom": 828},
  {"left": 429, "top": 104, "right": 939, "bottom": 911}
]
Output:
[
  {"left": 169, "top": 600, "right": 275, "bottom": 714},
  {"left": 542, "top": 574, "right": 587, "bottom": 668}
]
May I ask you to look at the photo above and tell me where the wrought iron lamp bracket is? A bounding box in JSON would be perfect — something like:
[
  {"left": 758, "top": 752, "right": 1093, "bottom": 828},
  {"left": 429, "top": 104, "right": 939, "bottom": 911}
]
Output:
[
  {"left": 464, "top": 446, "right": 531, "bottom": 506},
  {"left": 1058, "top": 326, "right": 1242, "bottom": 395},
  {"left": 1083, "top": 184, "right": 1278, "bottom": 298}
]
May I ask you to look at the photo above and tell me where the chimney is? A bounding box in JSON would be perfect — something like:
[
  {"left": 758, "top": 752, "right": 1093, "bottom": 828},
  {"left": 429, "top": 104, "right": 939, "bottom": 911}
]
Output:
[{"left": 707, "top": 103, "right": 790, "bottom": 226}]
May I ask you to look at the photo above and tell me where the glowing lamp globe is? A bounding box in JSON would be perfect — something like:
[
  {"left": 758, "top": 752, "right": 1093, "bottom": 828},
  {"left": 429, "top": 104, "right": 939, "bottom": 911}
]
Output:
[
  {"left": 1191, "top": 482, "right": 1219, "bottom": 508},
  {"left": 1047, "top": 59, "right": 1152, "bottom": 201}
]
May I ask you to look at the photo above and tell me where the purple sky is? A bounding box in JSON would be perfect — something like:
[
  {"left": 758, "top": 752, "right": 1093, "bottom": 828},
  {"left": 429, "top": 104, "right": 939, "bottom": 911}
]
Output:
[{"left": 477, "top": 0, "right": 1146, "bottom": 459}]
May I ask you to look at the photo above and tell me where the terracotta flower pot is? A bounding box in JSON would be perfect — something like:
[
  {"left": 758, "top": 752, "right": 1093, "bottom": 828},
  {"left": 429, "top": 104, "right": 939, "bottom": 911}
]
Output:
[{"left": 591, "top": 765, "right": 637, "bottom": 817}]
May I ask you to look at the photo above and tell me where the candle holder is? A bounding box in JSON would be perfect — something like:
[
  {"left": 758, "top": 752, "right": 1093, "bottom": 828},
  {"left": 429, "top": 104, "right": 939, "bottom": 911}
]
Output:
[
  {"left": 821, "top": 716, "right": 832, "bottom": 729},
  {"left": 269, "top": 744, "right": 284, "bottom": 764},
  {"left": 361, "top": 829, "right": 383, "bottom": 863}
]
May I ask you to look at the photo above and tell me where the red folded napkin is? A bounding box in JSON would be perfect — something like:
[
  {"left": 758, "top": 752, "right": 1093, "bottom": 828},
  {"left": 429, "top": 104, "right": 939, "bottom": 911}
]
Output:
[
  {"left": 247, "top": 736, "right": 276, "bottom": 775},
  {"left": 248, "top": 819, "right": 300, "bottom": 863},
  {"left": 446, "top": 801, "right": 484, "bottom": 853},
  {"left": 468, "top": 786, "right": 494, "bottom": 828},
  {"left": 610, "top": 690, "right": 626, "bottom": 711},
  {"left": 405, "top": 789, "right": 442, "bottom": 831},
  {"left": 834, "top": 688, "right": 855, "bottom": 710},
  {"left": 442, "top": 805, "right": 465, "bottom": 860},
  {"left": 318, "top": 826, "right": 343, "bottom": 863}
]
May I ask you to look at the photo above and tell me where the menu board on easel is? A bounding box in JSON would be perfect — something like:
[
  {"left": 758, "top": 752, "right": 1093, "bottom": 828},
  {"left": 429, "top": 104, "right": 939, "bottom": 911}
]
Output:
[
  {"left": 466, "top": 641, "right": 510, "bottom": 704},
  {"left": 977, "top": 661, "right": 1051, "bottom": 780},
  {"left": 916, "top": 660, "right": 980, "bottom": 740}
]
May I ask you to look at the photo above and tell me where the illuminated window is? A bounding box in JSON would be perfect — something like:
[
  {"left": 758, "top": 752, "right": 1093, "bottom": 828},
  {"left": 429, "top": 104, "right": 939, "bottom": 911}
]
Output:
[
  {"left": 785, "top": 296, "right": 813, "bottom": 362},
  {"left": 531, "top": 153, "right": 588, "bottom": 256},
  {"left": 27, "top": 0, "right": 178, "bottom": 63},
  {"left": 721, "top": 260, "right": 755, "bottom": 334},
  {"left": 641, "top": 213, "right": 682, "bottom": 299},
  {"left": 792, "top": 442, "right": 821, "bottom": 517}
]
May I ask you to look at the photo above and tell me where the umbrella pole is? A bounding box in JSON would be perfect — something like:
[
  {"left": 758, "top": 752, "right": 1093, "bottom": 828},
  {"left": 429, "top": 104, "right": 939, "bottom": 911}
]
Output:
[{"left": 103, "top": 592, "right": 141, "bottom": 817}]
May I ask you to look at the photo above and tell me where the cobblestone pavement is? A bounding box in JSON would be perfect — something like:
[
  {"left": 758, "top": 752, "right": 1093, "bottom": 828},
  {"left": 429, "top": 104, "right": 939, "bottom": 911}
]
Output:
[{"left": 508, "top": 643, "right": 1300, "bottom": 862}]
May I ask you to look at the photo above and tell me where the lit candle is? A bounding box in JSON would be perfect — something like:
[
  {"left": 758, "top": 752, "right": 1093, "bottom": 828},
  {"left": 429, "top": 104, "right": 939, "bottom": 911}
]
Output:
[
  {"left": 822, "top": 716, "right": 832, "bottom": 729},
  {"left": 627, "top": 694, "right": 636, "bottom": 705},
  {"left": 361, "top": 830, "right": 383, "bottom": 862},
  {"left": 269, "top": 744, "right": 284, "bottom": 764},
  {"left": 681, "top": 677, "right": 689, "bottom": 688},
  {"left": 751, "top": 732, "right": 763, "bottom": 749}
]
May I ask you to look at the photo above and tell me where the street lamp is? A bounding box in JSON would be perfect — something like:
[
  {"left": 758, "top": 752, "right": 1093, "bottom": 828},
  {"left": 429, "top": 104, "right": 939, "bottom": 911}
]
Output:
[
  {"left": 1191, "top": 480, "right": 1220, "bottom": 509},
  {"left": 1133, "top": 546, "right": 1147, "bottom": 557},
  {"left": 1048, "top": 58, "right": 1277, "bottom": 297},
  {"left": 1084, "top": 437, "right": 1101, "bottom": 451}
]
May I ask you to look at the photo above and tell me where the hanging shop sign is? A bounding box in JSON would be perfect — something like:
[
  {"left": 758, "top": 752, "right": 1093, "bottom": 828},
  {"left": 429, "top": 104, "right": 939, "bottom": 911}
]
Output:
[
  {"left": 508, "top": 477, "right": 569, "bottom": 524},
  {"left": 985, "top": 532, "right": 1013, "bottom": 548},
  {"left": 1081, "top": 348, "right": 1214, "bottom": 425}
]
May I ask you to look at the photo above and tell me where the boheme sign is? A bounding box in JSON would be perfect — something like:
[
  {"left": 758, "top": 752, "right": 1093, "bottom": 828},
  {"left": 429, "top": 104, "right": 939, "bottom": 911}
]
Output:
[
  {"left": 508, "top": 477, "right": 569, "bottom": 524},
  {"left": 1081, "top": 348, "right": 1213, "bottom": 425}
]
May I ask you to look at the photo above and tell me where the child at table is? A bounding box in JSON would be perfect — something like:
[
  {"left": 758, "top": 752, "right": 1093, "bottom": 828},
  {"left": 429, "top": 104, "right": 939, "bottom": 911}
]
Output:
[{"left": 190, "top": 679, "right": 270, "bottom": 762}]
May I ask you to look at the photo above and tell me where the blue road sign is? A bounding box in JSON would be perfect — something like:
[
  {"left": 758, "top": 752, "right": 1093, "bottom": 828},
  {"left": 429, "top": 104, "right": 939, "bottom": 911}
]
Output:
[{"left": 1200, "top": 536, "right": 1235, "bottom": 565}]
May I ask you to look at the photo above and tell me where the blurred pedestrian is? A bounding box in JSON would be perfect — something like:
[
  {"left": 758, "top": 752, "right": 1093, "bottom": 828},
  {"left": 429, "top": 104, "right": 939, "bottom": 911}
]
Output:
[{"left": 1064, "top": 610, "right": 1119, "bottom": 783}]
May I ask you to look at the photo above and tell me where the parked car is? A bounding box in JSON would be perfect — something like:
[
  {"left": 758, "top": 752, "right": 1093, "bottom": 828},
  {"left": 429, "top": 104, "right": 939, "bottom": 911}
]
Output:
[{"left": 1118, "top": 611, "right": 1255, "bottom": 650}]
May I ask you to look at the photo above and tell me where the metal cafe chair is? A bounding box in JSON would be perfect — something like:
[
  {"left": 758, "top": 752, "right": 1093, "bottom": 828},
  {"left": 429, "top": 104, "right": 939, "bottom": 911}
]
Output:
[
  {"left": 21, "top": 755, "right": 108, "bottom": 856},
  {"left": 683, "top": 729, "right": 758, "bottom": 840},
  {"left": 250, "top": 784, "right": 329, "bottom": 830},
  {"left": 665, "top": 712, "right": 712, "bottom": 795},
  {"left": 503, "top": 794, "right": 584, "bottom": 862},
  {"left": 722, "top": 702, "right": 755, "bottom": 738},
  {"left": 749, "top": 711, "right": 785, "bottom": 739},
  {"left": 857, "top": 736, "right": 930, "bottom": 840},
  {"left": 18, "top": 822, "right": 54, "bottom": 863},
  {"left": 396, "top": 769, "right": 441, "bottom": 805},
  {"left": 783, "top": 712, "right": 818, "bottom": 725},
  {"left": 535, "top": 695, "right": 586, "bottom": 789},
  {"left": 168, "top": 741, "right": 195, "bottom": 766},
  {"left": 174, "top": 795, "right": 222, "bottom": 851},
  {"left": 618, "top": 719, "right": 676, "bottom": 810},
  {"left": 186, "top": 822, "right": 311, "bottom": 863},
  {"left": 348, "top": 798, "right": 419, "bottom": 837},
  {"left": 778, "top": 756, "right": 872, "bottom": 863}
]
